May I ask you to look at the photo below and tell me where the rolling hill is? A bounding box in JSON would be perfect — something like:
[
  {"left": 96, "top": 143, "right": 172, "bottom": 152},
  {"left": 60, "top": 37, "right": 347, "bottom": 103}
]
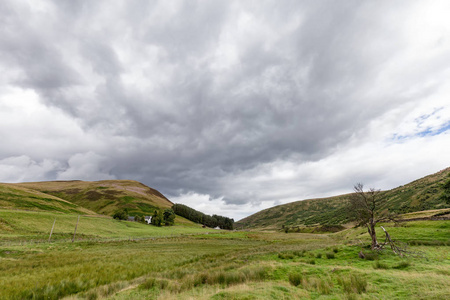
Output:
[
  {"left": 11, "top": 180, "right": 173, "bottom": 216},
  {"left": 236, "top": 167, "right": 450, "bottom": 230},
  {"left": 0, "top": 180, "right": 204, "bottom": 242},
  {"left": 0, "top": 183, "right": 96, "bottom": 215}
]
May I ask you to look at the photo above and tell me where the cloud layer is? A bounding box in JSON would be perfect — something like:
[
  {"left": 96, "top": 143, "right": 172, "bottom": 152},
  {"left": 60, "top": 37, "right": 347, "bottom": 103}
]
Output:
[{"left": 1, "top": 1, "right": 450, "bottom": 220}]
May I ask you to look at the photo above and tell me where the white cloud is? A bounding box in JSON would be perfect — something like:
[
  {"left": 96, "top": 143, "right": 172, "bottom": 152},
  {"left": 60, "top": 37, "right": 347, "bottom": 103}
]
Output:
[
  {"left": 57, "top": 152, "right": 116, "bottom": 181},
  {"left": 0, "top": 155, "right": 61, "bottom": 183},
  {"left": 0, "top": 87, "right": 102, "bottom": 161},
  {"left": 171, "top": 192, "right": 277, "bottom": 221}
]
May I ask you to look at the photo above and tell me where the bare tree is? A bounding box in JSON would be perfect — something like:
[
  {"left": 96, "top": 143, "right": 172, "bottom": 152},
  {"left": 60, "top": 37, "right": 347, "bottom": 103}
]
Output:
[{"left": 349, "top": 183, "right": 395, "bottom": 250}]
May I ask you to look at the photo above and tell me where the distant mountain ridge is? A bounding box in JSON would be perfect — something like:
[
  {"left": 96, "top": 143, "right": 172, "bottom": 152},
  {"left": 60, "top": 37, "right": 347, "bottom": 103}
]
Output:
[
  {"left": 236, "top": 167, "right": 450, "bottom": 230},
  {"left": 1, "top": 180, "right": 173, "bottom": 217}
]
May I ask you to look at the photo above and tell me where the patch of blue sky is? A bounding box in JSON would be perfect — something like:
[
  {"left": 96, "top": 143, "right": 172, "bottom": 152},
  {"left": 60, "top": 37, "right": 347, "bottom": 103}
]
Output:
[
  {"left": 430, "top": 121, "right": 450, "bottom": 136},
  {"left": 414, "top": 108, "right": 443, "bottom": 125},
  {"left": 390, "top": 120, "right": 450, "bottom": 142}
]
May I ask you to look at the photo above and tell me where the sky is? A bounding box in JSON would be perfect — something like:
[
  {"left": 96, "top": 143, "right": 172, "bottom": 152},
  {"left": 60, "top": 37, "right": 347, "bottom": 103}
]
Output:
[{"left": 1, "top": 0, "right": 450, "bottom": 221}]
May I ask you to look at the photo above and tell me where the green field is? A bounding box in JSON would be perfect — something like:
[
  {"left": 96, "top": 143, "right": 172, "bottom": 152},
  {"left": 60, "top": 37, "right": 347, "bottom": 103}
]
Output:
[{"left": 0, "top": 209, "right": 449, "bottom": 299}]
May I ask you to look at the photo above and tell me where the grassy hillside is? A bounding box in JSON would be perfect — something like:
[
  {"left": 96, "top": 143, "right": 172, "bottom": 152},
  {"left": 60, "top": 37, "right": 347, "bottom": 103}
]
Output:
[
  {"left": 13, "top": 180, "right": 173, "bottom": 217},
  {"left": 0, "top": 209, "right": 207, "bottom": 243},
  {"left": 0, "top": 183, "right": 96, "bottom": 215},
  {"left": 237, "top": 167, "right": 450, "bottom": 230}
]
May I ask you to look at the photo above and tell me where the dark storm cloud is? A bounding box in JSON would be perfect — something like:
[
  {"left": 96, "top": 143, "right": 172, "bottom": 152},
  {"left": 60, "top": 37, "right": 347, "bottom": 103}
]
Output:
[{"left": 1, "top": 0, "right": 450, "bottom": 218}]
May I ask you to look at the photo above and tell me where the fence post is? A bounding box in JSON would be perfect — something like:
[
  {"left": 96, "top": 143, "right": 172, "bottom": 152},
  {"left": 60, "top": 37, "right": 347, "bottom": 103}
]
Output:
[
  {"left": 48, "top": 218, "right": 56, "bottom": 243},
  {"left": 72, "top": 215, "right": 80, "bottom": 243}
]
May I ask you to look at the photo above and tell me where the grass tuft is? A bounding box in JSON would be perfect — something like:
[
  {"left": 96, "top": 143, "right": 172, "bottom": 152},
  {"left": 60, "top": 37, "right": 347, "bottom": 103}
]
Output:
[
  {"left": 373, "top": 261, "right": 389, "bottom": 269},
  {"left": 338, "top": 273, "right": 367, "bottom": 294},
  {"left": 278, "top": 252, "right": 295, "bottom": 260},
  {"left": 288, "top": 273, "right": 302, "bottom": 286},
  {"left": 305, "top": 276, "right": 333, "bottom": 294},
  {"left": 362, "top": 251, "right": 378, "bottom": 261},
  {"left": 393, "top": 261, "right": 411, "bottom": 269}
]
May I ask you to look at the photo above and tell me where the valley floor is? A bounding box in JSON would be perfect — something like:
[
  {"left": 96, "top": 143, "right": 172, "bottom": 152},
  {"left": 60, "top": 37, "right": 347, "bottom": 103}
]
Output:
[{"left": 0, "top": 210, "right": 449, "bottom": 299}]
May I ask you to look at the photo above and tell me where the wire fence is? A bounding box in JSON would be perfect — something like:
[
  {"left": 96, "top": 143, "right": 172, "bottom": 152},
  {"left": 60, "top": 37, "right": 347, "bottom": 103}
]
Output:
[{"left": 0, "top": 232, "right": 216, "bottom": 247}]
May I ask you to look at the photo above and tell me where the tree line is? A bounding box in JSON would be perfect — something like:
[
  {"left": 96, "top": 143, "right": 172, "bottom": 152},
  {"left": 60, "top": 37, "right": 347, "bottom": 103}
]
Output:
[
  {"left": 112, "top": 208, "right": 175, "bottom": 226},
  {"left": 172, "top": 203, "right": 234, "bottom": 230},
  {"left": 150, "top": 208, "right": 175, "bottom": 226}
]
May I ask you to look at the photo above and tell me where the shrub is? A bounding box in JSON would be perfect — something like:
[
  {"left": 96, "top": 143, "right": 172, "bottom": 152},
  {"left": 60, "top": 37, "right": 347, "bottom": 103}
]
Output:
[
  {"left": 112, "top": 209, "right": 128, "bottom": 220},
  {"left": 325, "top": 252, "right": 335, "bottom": 259},
  {"left": 151, "top": 210, "right": 163, "bottom": 227},
  {"left": 307, "top": 259, "right": 316, "bottom": 265},
  {"left": 316, "top": 253, "right": 322, "bottom": 259},
  {"left": 333, "top": 247, "right": 339, "bottom": 253},
  {"left": 163, "top": 209, "right": 175, "bottom": 226}
]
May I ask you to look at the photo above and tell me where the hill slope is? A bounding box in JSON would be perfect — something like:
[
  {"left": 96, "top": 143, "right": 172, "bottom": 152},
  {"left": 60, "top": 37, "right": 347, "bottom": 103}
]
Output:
[
  {"left": 236, "top": 167, "right": 450, "bottom": 230},
  {"left": 0, "top": 183, "right": 96, "bottom": 215},
  {"left": 9, "top": 180, "right": 173, "bottom": 217}
]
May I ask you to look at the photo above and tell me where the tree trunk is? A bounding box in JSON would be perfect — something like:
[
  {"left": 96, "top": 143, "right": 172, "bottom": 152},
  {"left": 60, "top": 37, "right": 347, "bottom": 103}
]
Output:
[{"left": 367, "top": 222, "right": 379, "bottom": 250}]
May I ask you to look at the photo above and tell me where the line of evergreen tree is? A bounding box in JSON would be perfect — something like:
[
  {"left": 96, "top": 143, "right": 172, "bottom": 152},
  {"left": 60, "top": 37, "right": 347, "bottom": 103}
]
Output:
[{"left": 172, "top": 203, "right": 234, "bottom": 230}]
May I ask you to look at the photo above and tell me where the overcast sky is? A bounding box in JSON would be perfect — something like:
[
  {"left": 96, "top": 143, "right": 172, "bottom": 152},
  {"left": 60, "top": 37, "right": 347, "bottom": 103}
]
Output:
[{"left": 1, "top": 1, "right": 450, "bottom": 220}]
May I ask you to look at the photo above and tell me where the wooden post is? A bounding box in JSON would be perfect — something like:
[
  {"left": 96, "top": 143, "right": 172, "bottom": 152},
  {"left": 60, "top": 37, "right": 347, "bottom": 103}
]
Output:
[
  {"left": 72, "top": 215, "right": 80, "bottom": 243},
  {"left": 48, "top": 218, "right": 56, "bottom": 243}
]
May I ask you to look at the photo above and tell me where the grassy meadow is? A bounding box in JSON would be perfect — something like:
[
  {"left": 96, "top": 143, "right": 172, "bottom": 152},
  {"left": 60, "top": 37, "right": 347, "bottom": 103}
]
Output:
[{"left": 0, "top": 209, "right": 449, "bottom": 299}]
